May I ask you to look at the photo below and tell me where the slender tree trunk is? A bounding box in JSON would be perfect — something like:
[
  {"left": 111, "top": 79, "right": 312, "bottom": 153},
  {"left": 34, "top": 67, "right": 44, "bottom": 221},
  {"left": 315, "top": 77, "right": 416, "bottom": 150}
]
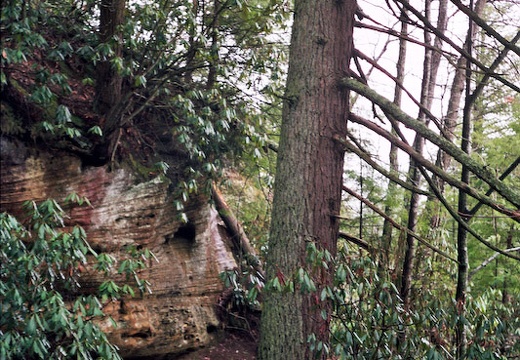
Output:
[
  {"left": 431, "top": 28, "right": 465, "bottom": 228},
  {"left": 380, "top": 10, "right": 407, "bottom": 277},
  {"left": 455, "top": 102, "right": 470, "bottom": 360},
  {"left": 502, "top": 226, "right": 513, "bottom": 304},
  {"left": 95, "top": 0, "right": 125, "bottom": 116},
  {"left": 455, "top": 1, "right": 487, "bottom": 357},
  {"left": 399, "top": 0, "right": 452, "bottom": 310},
  {"left": 258, "top": 0, "right": 356, "bottom": 358},
  {"left": 400, "top": 0, "right": 433, "bottom": 311},
  {"left": 456, "top": 4, "right": 475, "bottom": 358}
]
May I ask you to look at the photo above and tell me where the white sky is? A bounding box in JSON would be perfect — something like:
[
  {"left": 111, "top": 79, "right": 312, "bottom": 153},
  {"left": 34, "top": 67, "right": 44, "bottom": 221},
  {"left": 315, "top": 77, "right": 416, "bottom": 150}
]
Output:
[{"left": 349, "top": 0, "right": 507, "bottom": 174}]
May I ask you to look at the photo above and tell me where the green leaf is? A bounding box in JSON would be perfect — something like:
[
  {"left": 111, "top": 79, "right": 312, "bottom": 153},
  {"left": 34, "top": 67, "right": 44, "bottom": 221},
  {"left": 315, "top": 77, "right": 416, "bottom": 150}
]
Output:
[
  {"left": 88, "top": 125, "right": 103, "bottom": 136},
  {"left": 55, "top": 105, "right": 72, "bottom": 124},
  {"left": 26, "top": 315, "right": 37, "bottom": 335},
  {"left": 134, "top": 75, "right": 147, "bottom": 87}
]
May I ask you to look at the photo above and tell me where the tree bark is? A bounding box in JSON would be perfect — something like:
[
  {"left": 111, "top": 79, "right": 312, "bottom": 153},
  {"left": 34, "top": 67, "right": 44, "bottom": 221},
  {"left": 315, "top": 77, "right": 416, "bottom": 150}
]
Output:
[
  {"left": 400, "top": 0, "right": 446, "bottom": 311},
  {"left": 380, "top": 10, "right": 407, "bottom": 277},
  {"left": 95, "top": 0, "right": 125, "bottom": 117},
  {"left": 258, "top": 0, "right": 356, "bottom": 358},
  {"left": 455, "top": 1, "right": 487, "bottom": 355},
  {"left": 211, "top": 183, "right": 265, "bottom": 279}
]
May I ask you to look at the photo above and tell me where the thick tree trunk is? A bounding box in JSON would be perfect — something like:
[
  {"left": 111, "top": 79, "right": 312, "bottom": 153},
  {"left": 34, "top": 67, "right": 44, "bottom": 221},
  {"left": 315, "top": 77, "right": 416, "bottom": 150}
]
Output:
[
  {"left": 92, "top": 0, "right": 126, "bottom": 164},
  {"left": 258, "top": 0, "right": 356, "bottom": 359}
]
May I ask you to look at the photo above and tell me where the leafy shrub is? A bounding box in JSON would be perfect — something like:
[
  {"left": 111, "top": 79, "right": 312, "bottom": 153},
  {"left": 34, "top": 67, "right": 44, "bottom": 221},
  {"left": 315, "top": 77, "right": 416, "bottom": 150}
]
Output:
[
  {"left": 0, "top": 196, "right": 153, "bottom": 359},
  {"left": 328, "top": 248, "right": 520, "bottom": 360}
]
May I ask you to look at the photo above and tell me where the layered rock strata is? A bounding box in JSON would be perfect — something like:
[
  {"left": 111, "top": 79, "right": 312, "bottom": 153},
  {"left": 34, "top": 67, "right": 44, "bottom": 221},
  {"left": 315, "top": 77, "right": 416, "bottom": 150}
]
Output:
[{"left": 0, "top": 138, "right": 236, "bottom": 359}]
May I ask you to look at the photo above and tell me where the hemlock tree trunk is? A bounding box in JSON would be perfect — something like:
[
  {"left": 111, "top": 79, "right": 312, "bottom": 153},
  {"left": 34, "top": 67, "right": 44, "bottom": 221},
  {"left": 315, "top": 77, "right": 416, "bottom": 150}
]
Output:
[
  {"left": 93, "top": 0, "right": 125, "bottom": 163},
  {"left": 258, "top": 1, "right": 356, "bottom": 359}
]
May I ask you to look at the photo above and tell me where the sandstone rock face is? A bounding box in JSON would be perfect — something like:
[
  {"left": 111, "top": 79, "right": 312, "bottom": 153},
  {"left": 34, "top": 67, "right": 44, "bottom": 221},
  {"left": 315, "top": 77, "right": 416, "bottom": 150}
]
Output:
[{"left": 0, "top": 138, "right": 237, "bottom": 359}]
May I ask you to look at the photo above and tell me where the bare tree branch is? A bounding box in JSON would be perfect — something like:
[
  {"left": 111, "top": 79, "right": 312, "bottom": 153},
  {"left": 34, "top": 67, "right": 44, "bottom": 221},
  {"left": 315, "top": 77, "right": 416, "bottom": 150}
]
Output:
[
  {"left": 417, "top": 160, "right": 520, "bottom": 261},
  {"left": 449, "top": 0, "right": 520, "bottom": 57},
  {"left": 469, "top": 247, "right": 520, "bottom": 280},
  {"left": 334, "top": 135, "right": 430, "bottom": 196},
  {"left": 468, "top": 156, "right": 520, "bottom": 217},
  {"left": 392, "top": 0, "right": 520, "bottom": 93},
  {"left": 346, "top": 113, "right": 520, "bottom": 221},
  {"left": 341, "top": 78, "right": 520, "bottom": 210},
  {"left": 468, "top": 30, "right": 520, "bottom": 105},
  {"left": 355, "top": 49, "right": 449, "bottom": 138},
  {"left": 338, "top": 232, "right": 371, "bottom": 251},
  {"left": 341, "top": 185, "right": 459, "bottom": 263}
]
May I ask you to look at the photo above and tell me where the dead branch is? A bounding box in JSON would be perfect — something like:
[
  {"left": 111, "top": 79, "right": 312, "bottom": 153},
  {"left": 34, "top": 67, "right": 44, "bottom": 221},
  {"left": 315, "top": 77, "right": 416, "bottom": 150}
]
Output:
[
  {"left": 469, "top": 247, "right": 520, "bottom": 280},
  {"left": 334, "top": 134, "right": 430, "bottom": 196},
  {"left": 338, "top": 232, "right": 371, "bottom": 251},
  {"left": 392, "top": 0, "right": 520, "bottom": 93},
  {"left": 417, "top": 163, "right": 520, "bottom": 261},
  {"left": 211, "top": 183, "right": 265, "bottom": 280},
  {"left": 341, "top": 185, "right": 459, "bottom": 263},
  {"left": 349, "top": 113, "right": 520, "bottom": 222},
  {"left": 449, "top": 0, "right": 520, "bottom": 57},
  {"left": 341, "top": 78, "right": 520, "bottom": 210}
]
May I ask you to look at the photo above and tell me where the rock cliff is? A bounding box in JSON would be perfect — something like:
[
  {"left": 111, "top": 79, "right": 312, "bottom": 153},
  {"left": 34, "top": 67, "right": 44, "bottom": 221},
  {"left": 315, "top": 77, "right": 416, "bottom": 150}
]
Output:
[{"left": 0, "top": 137, "right": 237, "bottom": 359}]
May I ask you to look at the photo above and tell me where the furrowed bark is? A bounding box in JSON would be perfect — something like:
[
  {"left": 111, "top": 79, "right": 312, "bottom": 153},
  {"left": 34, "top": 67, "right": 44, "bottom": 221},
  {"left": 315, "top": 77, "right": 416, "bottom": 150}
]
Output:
[{"left": 258, "top": 0, "right": 356, "bottom": 358}]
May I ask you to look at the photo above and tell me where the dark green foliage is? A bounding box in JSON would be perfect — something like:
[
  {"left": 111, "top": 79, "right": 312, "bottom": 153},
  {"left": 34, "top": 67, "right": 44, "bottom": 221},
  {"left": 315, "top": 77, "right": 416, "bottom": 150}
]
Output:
[
  {"left": 0, "top": 196, "right": 154, "bottom": 359},
  {"left": 246, "top": 236, "right": 519, "bottom": 358},
  {"left": 1, "top": 0, "right": 288, "bottom": 190},
  {"left": 306, "top": 243, "right": 520, "bottom": 359},
  {"left": 220, "top": 267, "right": 263, "bottom": 309}
]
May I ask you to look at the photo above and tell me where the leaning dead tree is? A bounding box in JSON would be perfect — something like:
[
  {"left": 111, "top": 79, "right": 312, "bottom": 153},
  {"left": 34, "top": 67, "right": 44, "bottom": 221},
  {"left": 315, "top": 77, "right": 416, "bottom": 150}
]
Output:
[{"left": 212, "top": 183, "right": 265, "bottom": 280}]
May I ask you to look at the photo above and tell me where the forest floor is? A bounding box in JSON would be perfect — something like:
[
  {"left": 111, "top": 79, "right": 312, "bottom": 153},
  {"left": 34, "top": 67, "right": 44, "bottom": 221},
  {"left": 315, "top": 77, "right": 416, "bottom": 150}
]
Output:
[{"left": 176, "top": 331, "right": 257, "bottom": 360}]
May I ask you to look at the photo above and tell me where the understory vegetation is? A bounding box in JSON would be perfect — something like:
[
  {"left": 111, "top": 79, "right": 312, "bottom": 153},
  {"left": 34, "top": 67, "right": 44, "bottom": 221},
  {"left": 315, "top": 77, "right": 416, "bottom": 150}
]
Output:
[{"left": 0, "top": 196, "right": 153, "bottom": 359}]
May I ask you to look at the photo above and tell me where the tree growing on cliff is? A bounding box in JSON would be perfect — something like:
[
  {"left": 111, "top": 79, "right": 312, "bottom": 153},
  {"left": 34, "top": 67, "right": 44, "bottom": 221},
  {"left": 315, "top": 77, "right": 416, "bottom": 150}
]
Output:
[{"left": 1, "top": 0, "right": 288, "bottom": 176}]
